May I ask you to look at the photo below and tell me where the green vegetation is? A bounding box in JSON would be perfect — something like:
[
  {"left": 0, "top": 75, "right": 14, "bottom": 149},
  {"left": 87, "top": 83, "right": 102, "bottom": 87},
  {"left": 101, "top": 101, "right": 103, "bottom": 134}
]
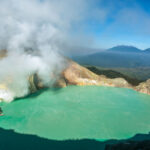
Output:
[
  {"left": 111, "top": 67, "right": 150, "bottom": 81},
  {"left": 86, "top": 66, "right": 144, "bottom": 86}
]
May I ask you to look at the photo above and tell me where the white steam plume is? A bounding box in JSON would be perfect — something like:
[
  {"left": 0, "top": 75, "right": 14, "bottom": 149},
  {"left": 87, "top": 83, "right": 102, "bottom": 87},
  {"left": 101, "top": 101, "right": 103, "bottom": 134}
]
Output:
[{"left": 0, "top": 0, "right": 93, "bottom": 102}]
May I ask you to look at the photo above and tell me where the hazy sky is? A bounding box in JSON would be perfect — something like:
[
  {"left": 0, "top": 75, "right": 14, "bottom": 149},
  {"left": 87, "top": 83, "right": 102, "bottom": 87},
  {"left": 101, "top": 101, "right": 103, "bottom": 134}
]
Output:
[
  {"left": 0, "top": 0, "right": 150, "bottom": 51},
  {"left": 84, "top": 0, "right": 150, "bottom": 49}
]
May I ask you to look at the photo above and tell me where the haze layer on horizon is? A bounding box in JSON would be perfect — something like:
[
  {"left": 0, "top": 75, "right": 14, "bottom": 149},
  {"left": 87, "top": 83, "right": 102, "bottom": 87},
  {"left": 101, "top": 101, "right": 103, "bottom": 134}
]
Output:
[
  {"left": 0, "top": 0, "right": 150, "bottom": 54},
  {"left": 86, "top": 0, "right": 150, "bottom": 50}
]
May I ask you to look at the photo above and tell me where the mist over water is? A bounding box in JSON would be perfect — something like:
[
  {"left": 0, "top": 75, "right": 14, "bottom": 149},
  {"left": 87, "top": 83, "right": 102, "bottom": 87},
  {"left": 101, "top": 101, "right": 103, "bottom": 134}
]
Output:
[
  {"left": 0, "top": 86, "right": 150, "bottom": 140},
  {"left": 0, "top": 52, "right": 66, "bottom": 102},
  {"left": 0, "top": 0, "right": 96, "bottom": 102}
]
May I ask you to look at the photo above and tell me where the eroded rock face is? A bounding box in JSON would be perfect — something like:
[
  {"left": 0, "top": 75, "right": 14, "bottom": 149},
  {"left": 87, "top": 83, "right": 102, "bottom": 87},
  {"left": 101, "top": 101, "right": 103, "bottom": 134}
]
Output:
[
  {"left": 28, "top": 60, "right": 131, "bottom": 91},
  {"left": 135, "top": 79, "right": 150, "bottom": 95},
  {"left": 58, "top": 60, "right": 132, "bottom": 88},
  {"left": 55, "top": 60, "right": 150, "bottom": 96},
  {"left": 105, "top": 140, "right": 150, "bottom": 150},
  {"left": 0, "top": 49, "right": 150, "bottom": 102}
]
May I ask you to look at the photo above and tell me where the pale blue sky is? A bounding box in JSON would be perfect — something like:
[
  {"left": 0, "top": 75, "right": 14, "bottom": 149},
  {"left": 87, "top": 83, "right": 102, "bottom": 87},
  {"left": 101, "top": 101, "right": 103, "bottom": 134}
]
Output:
[{"left": 83, "top": 0, "right": 150, "bottom": 49}]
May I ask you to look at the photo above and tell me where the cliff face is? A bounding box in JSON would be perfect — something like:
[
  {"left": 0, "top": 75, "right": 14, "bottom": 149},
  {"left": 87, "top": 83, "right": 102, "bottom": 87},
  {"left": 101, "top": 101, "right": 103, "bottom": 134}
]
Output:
[
  {"left": 55, "top": 60, "right": 131, "bottom": 88},
  {"left": 54, "top": 60, "right": 150, "bottom": 95},
  {"left": 0, "top": 50, "right": 150, "bottom": 102},
  {"left": 135, "top": 79, "right": 150, "bottom": 95}
]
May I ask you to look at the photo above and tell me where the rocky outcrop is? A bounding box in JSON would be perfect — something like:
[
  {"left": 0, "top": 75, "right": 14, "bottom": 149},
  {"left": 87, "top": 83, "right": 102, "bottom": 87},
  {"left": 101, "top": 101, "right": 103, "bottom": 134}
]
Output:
[
  {"left": 105, "top": 140, "right": 150, "bottom": 150},
  {"left": 56, "top": 60, "right": 132, "bottom": 88},
  {"left": 135, "top": 79, "right": 150, "bottom": 95},
  {"left": 0, "top": 49, "right": 150, "bottom": 99},
  {"left": 55, "top": 60, "right": 150, "bottom": 96},
  {"left": 27, "top": 60, "right": 131, "bottom": 92}
]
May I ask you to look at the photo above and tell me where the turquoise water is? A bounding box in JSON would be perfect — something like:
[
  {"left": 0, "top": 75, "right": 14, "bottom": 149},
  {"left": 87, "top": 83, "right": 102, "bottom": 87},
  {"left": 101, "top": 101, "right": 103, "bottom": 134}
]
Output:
[{"left": 0, "top": 86, "right": 150, "bottom": 141}]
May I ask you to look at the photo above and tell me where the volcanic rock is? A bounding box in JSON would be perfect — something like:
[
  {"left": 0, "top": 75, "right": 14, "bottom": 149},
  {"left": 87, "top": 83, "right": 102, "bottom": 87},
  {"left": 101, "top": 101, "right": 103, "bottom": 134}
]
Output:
[
  {"left": 0, "top": 49, "right": 150, "bottom": 101},
  {"left": 135, "top": 79, "right": 150, "bottom": 95}
]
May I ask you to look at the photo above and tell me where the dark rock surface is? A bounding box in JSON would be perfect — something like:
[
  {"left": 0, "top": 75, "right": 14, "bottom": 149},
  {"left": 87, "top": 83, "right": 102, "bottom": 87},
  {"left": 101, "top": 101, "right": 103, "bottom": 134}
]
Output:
[
  {"left": 105, "top": 140, "right": 150, "bottom": 150},
  {"left": 0, "top": 127, "right": 150, "bottom": 150}
]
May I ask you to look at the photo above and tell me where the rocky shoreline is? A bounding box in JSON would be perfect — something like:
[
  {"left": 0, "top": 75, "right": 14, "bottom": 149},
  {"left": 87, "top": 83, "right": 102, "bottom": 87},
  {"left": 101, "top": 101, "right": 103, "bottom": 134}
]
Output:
[
  {"left": 0, "top": 50, "right": 150, "bottom": 101},
  {"left": 31, "top": 60, "right": 150, "bottom": 96}
]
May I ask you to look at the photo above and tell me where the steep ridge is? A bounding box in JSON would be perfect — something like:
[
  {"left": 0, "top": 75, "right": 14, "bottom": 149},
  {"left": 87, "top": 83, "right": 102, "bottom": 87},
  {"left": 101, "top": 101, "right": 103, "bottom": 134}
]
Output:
[
  {"left": 56, "top": 60, "right": 150, "bottom": 95},
  {"left": 56, "top": 60, "right": 131, "bottom": 88},
  {"left": 0, "top": 50, "right": 150, "bottom": 102}
]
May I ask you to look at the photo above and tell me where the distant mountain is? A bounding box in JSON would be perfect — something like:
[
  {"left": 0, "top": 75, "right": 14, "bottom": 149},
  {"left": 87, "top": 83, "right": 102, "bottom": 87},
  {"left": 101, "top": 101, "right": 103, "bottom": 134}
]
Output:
[
  {"left": 144, "top": 48, "right": 150, "bottom": 53},
  {"left": 72, "top": 45, "right": 150, "bottom": 68},
  {"left": 108, "top": 45, "right": 141, "bottom": 53}
]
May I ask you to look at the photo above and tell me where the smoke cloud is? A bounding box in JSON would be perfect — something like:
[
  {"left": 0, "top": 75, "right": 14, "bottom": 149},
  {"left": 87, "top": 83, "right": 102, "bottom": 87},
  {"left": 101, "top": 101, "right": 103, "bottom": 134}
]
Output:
[{"left": 0, "top": 0, "right": 95, "bottom": 102}]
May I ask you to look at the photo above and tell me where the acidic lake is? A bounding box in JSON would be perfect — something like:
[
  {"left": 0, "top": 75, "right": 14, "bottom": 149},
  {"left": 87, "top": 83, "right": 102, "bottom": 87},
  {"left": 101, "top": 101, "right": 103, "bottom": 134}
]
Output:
[{"left": 0, "top": 86, "right": 150, "bottom": 141}]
